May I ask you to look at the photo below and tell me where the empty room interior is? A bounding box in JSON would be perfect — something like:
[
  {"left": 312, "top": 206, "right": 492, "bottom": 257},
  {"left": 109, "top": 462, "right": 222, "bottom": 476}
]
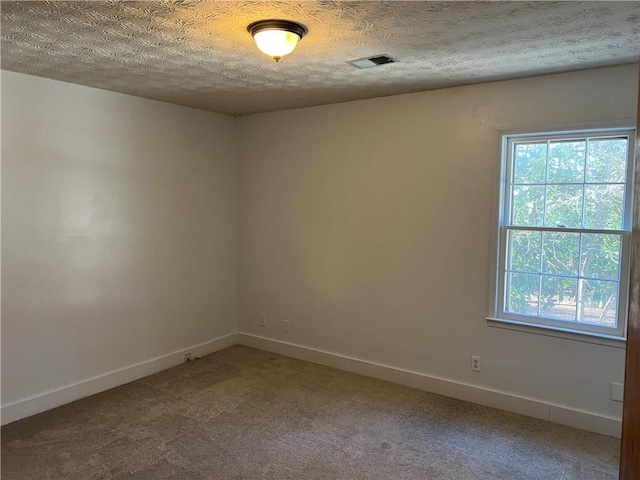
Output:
[{"left": 1, "top": 1, "right": 640, "bottom": 479}]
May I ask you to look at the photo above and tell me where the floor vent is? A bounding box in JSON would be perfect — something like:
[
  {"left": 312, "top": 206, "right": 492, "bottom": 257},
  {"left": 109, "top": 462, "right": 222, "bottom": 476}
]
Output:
[{"left": 348, "top": 55, "right": 395, "bottom": 69}]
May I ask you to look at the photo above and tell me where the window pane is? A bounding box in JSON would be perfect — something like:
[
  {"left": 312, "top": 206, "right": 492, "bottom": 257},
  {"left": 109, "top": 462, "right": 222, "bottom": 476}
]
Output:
[
  {"left": 514, "top": 143, "right": 547, "bottom": 184},
  {"left": 577, "top": 279, "right": 618, "bottom": 328},
  {"left": 580, "top": 233, "right": 621, "bottom": 280},
  {"left": 511, "top": 185, "right": 544, "bottom": 226},
  {"left": 542, "top": 232, "right": 579, "bottom": 276},
  {"left": 547, "top": 140, "right": 585, "bottom": 183},
  {"left": 540, "top": 275, "right": 577, "bottom": 321},
  {"left": 583, "top": 184, "right": 625, "bottom": 230},
  {"left": 586, "top": 138, "right": 628, "bottom": 183},
  {"left": 544, "top": 185, "right": 583, "bottom": 228},
  {"left": 505, "top": 272, "right": 539, "bottom": 316},
  {"left": 507, "top": 230, "right": 541, "bottom": 272}
]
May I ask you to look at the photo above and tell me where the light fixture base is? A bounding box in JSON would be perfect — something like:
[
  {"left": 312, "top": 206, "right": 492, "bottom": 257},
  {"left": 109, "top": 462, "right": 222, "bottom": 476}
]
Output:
[{"left": 247, "top": 19, "right": 308, "bottom": 39}]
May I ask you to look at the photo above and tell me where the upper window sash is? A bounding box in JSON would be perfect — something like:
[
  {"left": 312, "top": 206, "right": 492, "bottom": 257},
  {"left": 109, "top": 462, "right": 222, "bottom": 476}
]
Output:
[{"left": 502, "top": 130, "right": 634, "bottom": 232}]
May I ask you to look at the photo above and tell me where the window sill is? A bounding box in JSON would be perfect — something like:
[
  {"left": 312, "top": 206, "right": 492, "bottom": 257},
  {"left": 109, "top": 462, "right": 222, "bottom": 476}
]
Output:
[{"left": 486, "top": 317, "right": 626, "bottom": 349}]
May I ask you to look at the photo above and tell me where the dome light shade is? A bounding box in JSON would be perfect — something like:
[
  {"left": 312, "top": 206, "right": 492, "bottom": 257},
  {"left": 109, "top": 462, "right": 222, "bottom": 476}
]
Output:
[
  {"left": 247, "top": 19, "right": 308, "bottom": 62},
  {"left": 253, "top": 30, "right": 299, "bottom": 59}
]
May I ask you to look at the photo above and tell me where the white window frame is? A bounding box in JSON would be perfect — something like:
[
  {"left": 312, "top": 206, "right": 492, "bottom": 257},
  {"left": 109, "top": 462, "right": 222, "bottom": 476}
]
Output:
[{"left": 489, "top": 126, "right": 636, "bottom": 341}]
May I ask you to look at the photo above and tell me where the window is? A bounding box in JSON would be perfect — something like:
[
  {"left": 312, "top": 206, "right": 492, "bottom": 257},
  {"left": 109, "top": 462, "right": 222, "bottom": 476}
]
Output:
[{"left": 492, "top": 128, "right": 635, "bottom": 339}]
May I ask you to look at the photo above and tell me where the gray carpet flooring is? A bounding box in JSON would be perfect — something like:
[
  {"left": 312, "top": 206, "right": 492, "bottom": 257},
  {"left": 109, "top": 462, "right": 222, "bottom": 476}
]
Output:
[{"left": 1, "top": 345, "right": 619, "bottom": 479}]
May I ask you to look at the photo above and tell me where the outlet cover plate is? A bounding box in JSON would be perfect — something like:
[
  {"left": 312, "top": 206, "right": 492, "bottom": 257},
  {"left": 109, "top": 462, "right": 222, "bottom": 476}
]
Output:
[
  {"left": 611, "top": 382, "right": 624, "bottom": 402},
  {"left": 471, "top": 355, "right": 481, "bottom": 372}
]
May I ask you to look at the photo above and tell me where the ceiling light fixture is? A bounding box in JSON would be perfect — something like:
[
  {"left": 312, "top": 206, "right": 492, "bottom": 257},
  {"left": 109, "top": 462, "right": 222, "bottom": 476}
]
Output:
[{"left": 247, "top": 19, "right": 308, "bottom": 62}]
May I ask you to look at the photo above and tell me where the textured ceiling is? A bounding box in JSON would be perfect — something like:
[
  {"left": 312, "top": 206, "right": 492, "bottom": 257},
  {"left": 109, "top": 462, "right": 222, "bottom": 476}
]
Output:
[{"left": 2, "top": 1, "right": 639, "bottom": 116}]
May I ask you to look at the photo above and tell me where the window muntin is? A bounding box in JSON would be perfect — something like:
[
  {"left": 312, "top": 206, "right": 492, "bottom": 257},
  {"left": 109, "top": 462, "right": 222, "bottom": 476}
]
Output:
[{"left": 496, "top": 130, "right": 634, "bottom": 338}]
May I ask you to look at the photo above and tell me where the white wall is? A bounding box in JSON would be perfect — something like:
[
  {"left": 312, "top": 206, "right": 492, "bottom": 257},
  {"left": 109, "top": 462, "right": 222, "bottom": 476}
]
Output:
[
  {"left": 2, "top": 65, "right": 637, "bottom": 435},
  {"left": 237, "top": 65, "right": 638, "bottom": 433},
  {"left": 1, "top": 72, "right": 237, "bottom": 419}
]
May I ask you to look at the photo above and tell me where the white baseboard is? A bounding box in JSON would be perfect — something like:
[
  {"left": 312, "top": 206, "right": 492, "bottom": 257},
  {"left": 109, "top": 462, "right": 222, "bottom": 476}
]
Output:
[
  {"left": 3, "top": 331, "right": 621, "bottom": 438},
  {"left": 549, "top": 405, "right": 621, "bottom": 438},
  {"left": 1, "top": 332, "right": 237, "bottom": 426},
  {"left": 237, "top": 332, "right": 621, "bottom": 438}
]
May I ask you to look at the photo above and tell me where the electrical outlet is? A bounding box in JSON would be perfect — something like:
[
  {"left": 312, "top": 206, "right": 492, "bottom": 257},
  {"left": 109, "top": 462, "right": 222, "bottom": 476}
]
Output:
[
  {"left": 184, "top": 352, "right": 192, "bottom": 363},
  {"left": 259, "top": 314, "right": 267, "bottom": 328},
  {"left": 611, "top": 382, "right": 624, "bottom": 402},
  {"left": 282, "top": 320, "right": 289, "bottom": 333},
  {"left": 471, "top": 355, "right": 481, "bottom": 372}
]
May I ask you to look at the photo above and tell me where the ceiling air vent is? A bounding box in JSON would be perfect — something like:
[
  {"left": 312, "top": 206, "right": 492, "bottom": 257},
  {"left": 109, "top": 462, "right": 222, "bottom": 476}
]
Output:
[{"left": 347, "top": 55, "right": 395, "bottom": 69}]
